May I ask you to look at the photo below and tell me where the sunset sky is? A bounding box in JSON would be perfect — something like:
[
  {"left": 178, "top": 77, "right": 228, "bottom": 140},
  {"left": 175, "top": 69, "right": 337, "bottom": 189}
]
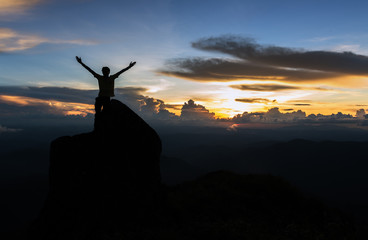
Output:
[{"left": 1, "top": 0, "right": 368, "bottom": 120}]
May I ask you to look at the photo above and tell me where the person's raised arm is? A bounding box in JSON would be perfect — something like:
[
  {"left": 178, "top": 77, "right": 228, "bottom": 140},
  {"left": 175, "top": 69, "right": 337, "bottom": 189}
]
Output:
[
  {"left": 112, "top": 61, "right": 136, "bottom": 78},
  {"left": 76, "top": 56, "right": 99, "bottom": 77}
]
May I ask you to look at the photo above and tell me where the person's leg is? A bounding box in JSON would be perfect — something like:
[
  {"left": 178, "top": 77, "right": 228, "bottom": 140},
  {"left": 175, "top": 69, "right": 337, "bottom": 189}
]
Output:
[
  {"left": 95, "top": 97, "right": 103, "bottom": 114},
  {"left": 101, "top": 97, "right": 111, "bottom": 112}
]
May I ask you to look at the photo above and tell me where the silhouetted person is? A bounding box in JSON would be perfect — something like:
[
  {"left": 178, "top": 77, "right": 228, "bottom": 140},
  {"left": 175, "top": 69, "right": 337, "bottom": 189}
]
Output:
[{"left": 76, "top": 56, "right": 136, "bottom": 114}]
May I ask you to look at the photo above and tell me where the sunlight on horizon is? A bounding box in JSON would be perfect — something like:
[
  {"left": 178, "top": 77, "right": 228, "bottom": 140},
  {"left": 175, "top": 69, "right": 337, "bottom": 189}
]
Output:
[{"left": 0, "top": 95, "right": 94, "bottom": 117}]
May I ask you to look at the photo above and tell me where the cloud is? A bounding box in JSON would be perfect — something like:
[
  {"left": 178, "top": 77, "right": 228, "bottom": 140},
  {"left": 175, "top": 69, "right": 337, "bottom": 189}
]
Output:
[
  {"left": 192, "top": 36, "right": 368, "bottom": 75},
  {"left": 355, "top": 109, "right": 366, "bottom": 119},
  {"left": 0, "top": 124, "right": 22, "bottom": 133},
  {"left": 0, "top": 86, "right": 150, "bottom": 120},
  {"left": 159, "top": 35, "right": 368, "bottom": 83},
  {"left": 139, "top": 98, "right": 218, "bottom": 122},
  {"left": 0, "top": 86, "right": 96, "bottom": 103},
  {"left": 230, "top": 107, "right": 366, "bottom": 124},
  {"left": 1, "top": 86, "right": 365, "bottom": 128},
  {"left": 0, "top": 87, "right": 221, "bottom": 125},
  {"left": 231, "top": 84, "right": 329, "bottom": 92},
  {"left": 235, "top": 98, "right": 276, "bottom": 104},
  {"left": 163, "top": 104, "right": 183, "bottom": 110},
  {"left": 0, "top": 28, "right": 97, "bottom": 52},
  {"left": 232, "top": 108, "right": 306, "bottom": 123},
  {"left": 0, "top": 86, "right": 147, "bottom": 105},
  {"left": 0, "top": 0, "right": 42, "bottom": 16},
  {"left": 0, "top": 86, "right": 183, "bottom": 125},
  {"left": 293, "top": 104, "right": 311, "bottom": 106},
  {"left": 231, "top": 111, "right": 264, "bottom": 123},
  {"left": 332, "top": 44, "right": 361, "bottom": 53},
  {"left": 307, "top": 36, "right": 336, "bottom": 42},
  {"left": 160, "top": 57, "right": 337, "bottom": 82},
  {"left": 226, "top": 124, "right": 238, "bottom": 132},
  {"left": 286, "top": 100, "right": 313, "bottom": 106},
  {"left": 231, "top": 84, "right": 300, "bottom": 91},
  {"left": 289, "top": 100, "right": 312, "bottom": 103},
  {"left": 180, "top": 99, "right": 215, "bottom": 121},
  {"left": 140, "top": 97, "right": 161, "bottom": 115},
  {"left": 0, "top": 95, "right": 95, "bottom": 117}
]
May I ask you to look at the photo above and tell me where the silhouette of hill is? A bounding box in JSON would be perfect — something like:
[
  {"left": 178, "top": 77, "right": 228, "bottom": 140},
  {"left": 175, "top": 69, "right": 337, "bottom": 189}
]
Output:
[
  {"left": 160, "top": 171, "right": 356, "bottom": 240},
  {"left": 235, "top": 139, "right": 368, "bottom": 220},
  {"left": 160, "top": 155, "right": 205, "bottom": 184}
]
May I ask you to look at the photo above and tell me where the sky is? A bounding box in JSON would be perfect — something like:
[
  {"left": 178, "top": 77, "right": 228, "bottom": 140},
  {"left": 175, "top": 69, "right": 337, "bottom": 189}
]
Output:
[{"left": 1, "top": 0, "right": 368, "bottom": 124}]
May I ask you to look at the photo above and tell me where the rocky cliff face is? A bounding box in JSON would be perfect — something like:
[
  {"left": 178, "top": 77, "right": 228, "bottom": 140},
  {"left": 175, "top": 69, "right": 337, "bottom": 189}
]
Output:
[{"left": 29, "top": 99, "right": 162, "bottom": 239}]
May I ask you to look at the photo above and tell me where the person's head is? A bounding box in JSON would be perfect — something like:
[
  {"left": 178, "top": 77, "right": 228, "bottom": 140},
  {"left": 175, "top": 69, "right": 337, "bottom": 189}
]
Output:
[{"left": 102, "top": 67, "right": 110, "bottom": 77}]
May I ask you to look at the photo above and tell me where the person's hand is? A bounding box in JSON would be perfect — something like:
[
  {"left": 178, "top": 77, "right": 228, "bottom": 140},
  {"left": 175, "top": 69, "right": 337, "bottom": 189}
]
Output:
[
  {"left": 76, "top": 56, "right": 82, "bottom": 63},
  {"left": 129, "top": 61, "right": 136, "bottom": 68}
]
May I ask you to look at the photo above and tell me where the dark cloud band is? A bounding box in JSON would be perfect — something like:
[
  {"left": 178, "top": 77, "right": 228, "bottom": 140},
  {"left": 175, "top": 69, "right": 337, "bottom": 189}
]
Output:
[
  {"left": 235, "top": 98, "right": 276, "bottom": 103},
  {"left": 159, "top": 35, "right": 368, "bottom": 82},
  {"left": 231, "top": 84, "right": 300, "bottom": 91},
  {"left": 293, "top": 104, "right": 311, "bottom": 106}
]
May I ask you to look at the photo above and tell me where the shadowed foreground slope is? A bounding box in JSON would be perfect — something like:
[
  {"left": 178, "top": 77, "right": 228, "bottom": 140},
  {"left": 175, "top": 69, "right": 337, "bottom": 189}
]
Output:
[
  {"left": 27, "top": 99, "right": 357, "bottom": 239},
  {"left": 28, "top": 99, "right": 162, "bottom": 239},
  {"left": 161, "top": 171, "right": 355, "bottom": 240}
]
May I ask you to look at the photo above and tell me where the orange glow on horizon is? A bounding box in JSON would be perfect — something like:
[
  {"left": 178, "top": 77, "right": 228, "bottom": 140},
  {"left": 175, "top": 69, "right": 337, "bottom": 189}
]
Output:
[
  {"left": 0, "top": 95, "right": 94, "bottom": 116},
  {"left": 0, "top": 93, "right": 364, "bottom": 120}
]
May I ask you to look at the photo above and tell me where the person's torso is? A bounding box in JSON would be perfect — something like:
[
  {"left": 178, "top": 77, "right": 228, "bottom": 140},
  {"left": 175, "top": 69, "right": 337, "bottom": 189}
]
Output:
[{"left": 97, "top": 75, "right": 116, "bottom": 97}]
